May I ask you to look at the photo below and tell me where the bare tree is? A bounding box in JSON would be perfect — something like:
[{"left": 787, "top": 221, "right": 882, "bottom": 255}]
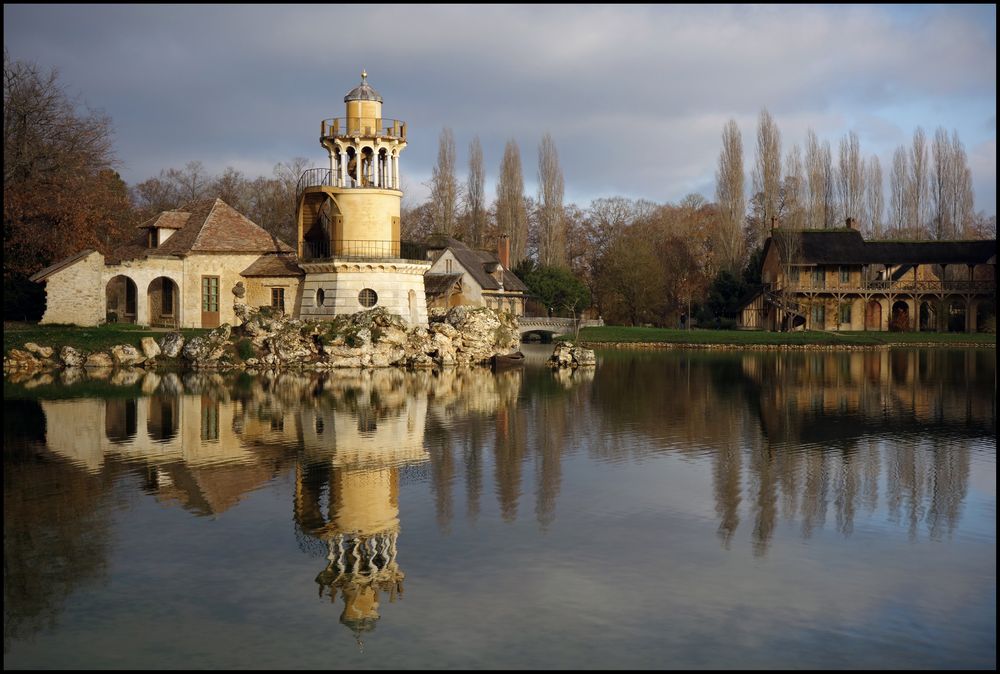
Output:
[
  {"left": 820, "top": 140, "right": 835, "bottom": 228},
  {"left": 907, "top": 126, "right": 929, "bottom": 237},
  {"left": 537, "top": 132, "right": 566, "bottom": 267},
  {"left": 930, "top": 126, "right": 954, "bottom": 240},
  {"left": 751, "top": 108, "right": 781, "bottom": 239},
  {"left": 889, "top": 146, "right": 908, "bottom": 234},
  {"left": 947, "top": 129, "right": 975, "bottom": 238},
  {"left": 465, "top": 136, "right": 486, "bottom": 247},
  {"left": 783, "top": 143, "right": 806, "bottom": 230},
  {"left": 714, "top": 119, "right": 746, "bottom": 271},
  {"left": 865, "top": 155, "right": 884, "bottom": 238},
  {"left": 495, "top": 139, "right": 528, "bottom": 265},
  {"left": 166, "top": 160, "right": 211, "bottom": 204},
  {"left": 837, "top": 130, "right": 864, "bottom": 225},
  {"left": 429, "top": 127, "right": 459, "bottom": 236},
  {"left": 805, "top": 129, "right": 835, "bottom": 228}
]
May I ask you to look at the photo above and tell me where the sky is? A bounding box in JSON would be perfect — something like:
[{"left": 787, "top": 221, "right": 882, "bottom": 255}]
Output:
[{"left": 3, "top": 4, "right": 996, "bottom": 216}]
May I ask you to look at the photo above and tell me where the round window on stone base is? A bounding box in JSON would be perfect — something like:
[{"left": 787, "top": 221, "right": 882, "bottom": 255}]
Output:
[{"left": 359, "top": 288, "right": 378, "bottom": 308}]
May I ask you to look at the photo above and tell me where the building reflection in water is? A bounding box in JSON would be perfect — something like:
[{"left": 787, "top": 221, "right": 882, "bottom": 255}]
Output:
[{"left": 6, "top": 347, "right": 993, "bottom": 645}]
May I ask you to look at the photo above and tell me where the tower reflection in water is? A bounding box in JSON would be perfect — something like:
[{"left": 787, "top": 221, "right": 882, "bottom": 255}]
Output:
[{"left": 286, "top": 370, "right": 429, "bottom": 641}]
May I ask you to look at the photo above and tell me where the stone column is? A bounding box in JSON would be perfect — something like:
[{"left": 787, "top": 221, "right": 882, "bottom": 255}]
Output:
[{"left": 136, "top": 286, "right": 149, "bottom": 328}]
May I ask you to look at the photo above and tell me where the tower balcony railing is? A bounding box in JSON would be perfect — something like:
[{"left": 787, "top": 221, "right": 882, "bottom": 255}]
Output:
[
  {"left": 296, "top": 167, "right": 401, "bottom": 200},
  {"left": 302, "top": 240, "right": 426, "bottom": 262},
  {"left": 320, "top": 118, "right": 407, "bottom": 141},
  {"left": 297, "top": 168, "right": 333, "bottom": 196}
]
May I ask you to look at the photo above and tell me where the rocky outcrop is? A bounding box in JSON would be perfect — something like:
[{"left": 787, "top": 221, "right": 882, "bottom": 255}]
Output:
[
  {"left": 84, "top": 352, "right": 114, "bottom": 369},
  {"left": 60, "top": 346, "right": 87, "bottom": 368},
  {"left": 24, "top": 342, "right": 54, "bottom": 359},
  {"left": 4, "top": 306, "right": 521, "bottom": 379},
  {"left": 548, "top": 341, "right": 597, "bottom": 368},
  {"left": 231, "top": 304, "right": 519, "bottom": 371},
  {"left": 158, "top": 332, "right": 185, "bottom": 358},
  {"left": 141, "top": 336, "right": 161, "bottom": 360},
  {"left": 182, "top": 325, "right": 232, "bottom": 368},
  {"left": 3, "top": 348, "right": 43, "bottom": 375},
  {"left": 110, "top": 344, "right": 145, "bottom": 367}
]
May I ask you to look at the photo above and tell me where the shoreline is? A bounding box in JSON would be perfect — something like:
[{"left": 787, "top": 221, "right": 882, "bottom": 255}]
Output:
[{"left": 578, "top": 340, "right": 996, "bottom": 351}]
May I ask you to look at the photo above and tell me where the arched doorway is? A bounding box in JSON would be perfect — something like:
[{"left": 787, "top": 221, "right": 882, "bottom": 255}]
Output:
[
  {"left": 865, "top": 300, "right": 882, "bottom": 331},
  {"left": 889, "top": 300, "right": 909, "bottom": 332},
  {"left": 148, "top": 277, "right": 179, "bottom": 328},
  {"left": 106, "top": 275, "right": 137, "bottom": 324},
  {"left": 947, "top": 299, "right": 967, "bottom": 333}
]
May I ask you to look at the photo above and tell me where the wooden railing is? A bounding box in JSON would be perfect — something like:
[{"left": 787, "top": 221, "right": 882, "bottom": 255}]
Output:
[{"left": 783, "top": 280, "right": 995, "bottom": 294}]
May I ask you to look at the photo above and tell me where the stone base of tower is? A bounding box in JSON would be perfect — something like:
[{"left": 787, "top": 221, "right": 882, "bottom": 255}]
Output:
[{"left": 299, "top": 259, "right": 430, "bottom": 329}]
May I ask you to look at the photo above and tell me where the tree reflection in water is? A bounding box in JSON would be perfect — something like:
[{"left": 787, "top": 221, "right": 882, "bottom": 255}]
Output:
[{"left": 3, "top": 347, "right": 994, "bottom": 646}]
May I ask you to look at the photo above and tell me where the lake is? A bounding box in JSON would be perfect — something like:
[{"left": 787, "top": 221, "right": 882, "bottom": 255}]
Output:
[{"left": 3, "top": 345, "right": 996, "bottom": 669}]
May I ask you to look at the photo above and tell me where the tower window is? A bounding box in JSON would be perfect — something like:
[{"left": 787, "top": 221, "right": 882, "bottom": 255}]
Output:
[
  {"left": 358, "top": 288, "right": 378, "bottom": 308},
  {"left": 316, "top": 288, "right": 325, "bottom": 307}
]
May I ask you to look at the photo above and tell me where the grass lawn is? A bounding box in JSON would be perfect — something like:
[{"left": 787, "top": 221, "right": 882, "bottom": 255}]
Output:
[
  {"left": 565, "top": 325, "right": 996, "bottom": 346},
  {"left": 3, "top": 321, "right": 210, "bottom": 356}
]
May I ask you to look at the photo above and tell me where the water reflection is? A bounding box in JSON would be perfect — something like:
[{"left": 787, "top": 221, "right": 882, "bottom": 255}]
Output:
[{"left": 3, "top": 348, "right": 994, "bottom": 656}]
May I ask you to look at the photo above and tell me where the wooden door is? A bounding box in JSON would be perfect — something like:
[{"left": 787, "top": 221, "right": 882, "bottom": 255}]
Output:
[
  {"left": 865, "top": 300, "right": 881, "bottom": 331},
  {"left": 201, "top": 276, "right": 220, "bottom": 328}
]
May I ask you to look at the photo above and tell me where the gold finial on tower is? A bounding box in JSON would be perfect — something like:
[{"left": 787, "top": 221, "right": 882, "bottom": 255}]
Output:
[{"left": 361, "top": 69, "right": 367, "bottom": 82}]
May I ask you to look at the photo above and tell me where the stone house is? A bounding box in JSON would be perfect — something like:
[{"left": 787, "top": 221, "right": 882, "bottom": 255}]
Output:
[
  {"left": 739, "top": 220, "right": 996, "bottom": 332},
  {"left": 31, "top": 198, "right": 301, "bottom": 328},
  {"left": 423, "top": 235, "right": 529, "bottom": 316}
]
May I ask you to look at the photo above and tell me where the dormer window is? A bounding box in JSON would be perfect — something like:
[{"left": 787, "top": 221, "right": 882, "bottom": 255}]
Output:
[{"left": 148, "top": 228, "right": 159, "bottom": 248}]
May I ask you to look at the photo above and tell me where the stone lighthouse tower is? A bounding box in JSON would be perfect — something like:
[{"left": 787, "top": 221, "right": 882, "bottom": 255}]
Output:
[{"left": 297, "top": 71, "right": 429, "bottom": 327}]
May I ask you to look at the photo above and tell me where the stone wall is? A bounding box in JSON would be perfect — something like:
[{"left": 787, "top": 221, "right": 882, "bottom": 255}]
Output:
[
  {"left": 181, "top": 253, "right": 263, "bottom": 328},
  {"left": 244, "top": 277, "right": 304, "bottom": 316},
  {"left": 39, "top": 251, "right": 106, "bottom": 326},
  {"left": 299, "top": 262, "right": 430, "bottom": 328}
]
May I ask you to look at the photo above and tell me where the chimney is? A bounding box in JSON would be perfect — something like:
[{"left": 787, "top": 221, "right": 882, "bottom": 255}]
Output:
[
  {"left": 498, "top": 233, "right": 510, "bottom": 269},
  {"left": 770, "top": 216, "right": 778, "bottom": 231},
  {"left": 846, "top": 217, "right": 858, "bottom": 230}
]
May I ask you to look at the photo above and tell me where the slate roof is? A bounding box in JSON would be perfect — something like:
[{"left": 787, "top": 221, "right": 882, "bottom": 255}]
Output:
[
  {"left": 424, "top": 272, "right": 464, "bottom": 297},
  {"left": 29, "top": 249, "right": 97, "bottom": 282},
  {"left": 766, "top": 228, "right": 997, "bottom": 266},
  {"left": 344, "top": 71, "right": 383, "bottom": 103},
  {"left": 135, "top": 211, "right": 190, "bottom": 230},
  {"left": 109, "top": 198, "right": 293, "bottom": 264},
  {"left": 431, "top": 237, "right": 530, "bottom": 293},
  {"left": 240, "top": 254, "right": 304, "bottom": 277}
]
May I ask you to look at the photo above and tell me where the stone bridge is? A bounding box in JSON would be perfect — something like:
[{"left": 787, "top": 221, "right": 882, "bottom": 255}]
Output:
[{"left": 517, "top": 316, "right": 604, "bottom": 337}]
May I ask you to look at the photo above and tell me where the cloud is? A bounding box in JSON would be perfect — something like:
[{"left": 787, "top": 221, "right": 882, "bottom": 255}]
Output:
[{"left": 3, "top": 4, "right": 995, "bottom": 214}]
